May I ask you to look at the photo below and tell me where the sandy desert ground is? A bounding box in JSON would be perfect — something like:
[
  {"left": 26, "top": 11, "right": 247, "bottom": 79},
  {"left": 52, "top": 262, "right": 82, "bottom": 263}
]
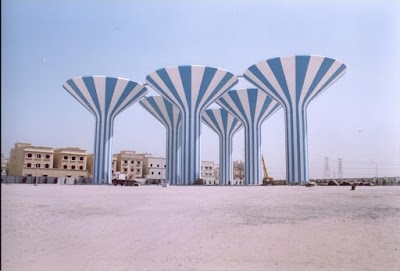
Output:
[{"left": 1, "top": 184, "right": 400, "bottom": 271}]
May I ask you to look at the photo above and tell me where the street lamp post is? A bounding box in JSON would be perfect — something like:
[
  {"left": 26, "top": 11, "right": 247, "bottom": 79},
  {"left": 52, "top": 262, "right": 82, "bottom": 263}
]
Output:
[
  {"left": 35, "top": 162, "right": 39, "bottom": 186},
  {"left": 35, "top": 163, "right": 38, "bottom": 186}
]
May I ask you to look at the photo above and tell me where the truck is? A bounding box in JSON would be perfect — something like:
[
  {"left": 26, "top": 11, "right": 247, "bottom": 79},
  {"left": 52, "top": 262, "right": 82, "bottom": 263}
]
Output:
[{"left": 112, "top": 173, "right": 140, "bottom": 186}]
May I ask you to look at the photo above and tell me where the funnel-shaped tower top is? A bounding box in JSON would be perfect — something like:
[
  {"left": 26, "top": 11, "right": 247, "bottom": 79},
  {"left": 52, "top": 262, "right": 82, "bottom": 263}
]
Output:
[
  {"left": 217, "top": 89, "right": 281, "bottom": 185},
  {"left": 146, "top": 65, "right": 238, "bottom": 114},
  {"left": 139, "top": 96, "right": 182, "bottom": 185},
  {"left": 244, "top": 56, "right": 346, "bottom": 109},
  {"left": 202, "top": 108, "right": 243, "bottom": 185},
  {"left": 244, "top": 55, "right": 346, "bottom": 184},
  {"left": 63, "top": 76, "right": 148, "bottom": 184},
  {"left": 146, "top": 65, "right": 238, "bottom": 184}
]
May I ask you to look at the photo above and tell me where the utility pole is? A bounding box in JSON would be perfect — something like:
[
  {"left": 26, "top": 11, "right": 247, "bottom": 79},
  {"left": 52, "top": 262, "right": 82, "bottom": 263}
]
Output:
[
  {"left": 338, "top": 158, "right": 343, "bottom": 179},
  {"left": 333, "top": 167, "right": 336, "bottom": 180},
  {"left": 324, "top": 157, "right": 330, "bottom": 179},
  {"left": 35, "top": 162, "right": 39, "bottom": 186},
  {"left": 370, "top": 162, "right": 378, "bottom": 179}
]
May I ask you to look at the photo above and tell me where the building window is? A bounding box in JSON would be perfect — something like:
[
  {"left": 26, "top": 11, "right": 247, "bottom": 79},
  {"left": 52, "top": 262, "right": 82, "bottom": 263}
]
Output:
[
  {"left": 63, "top": 165, "right": 68, "bottom": 169},
  {"left": 45, "top": 164, "right": 49, "bottom": 168},
  {"left": 27, "top": 163, "right": 32, "bottom": 168},
  {"left": 36, "top": 154, "right": 41, "bottom": 158},
  {"left": 72, "top": 165, "right": 76, "bottom": 170},
  {"left": 150, "top": 164, "right": 153, "bottom": 167},
  {"left": 151, "top": 171, "right": 154, "bottom": 175},
  {"left": 79, "top": 156, "right": 84, "bottom": 161},
  {"left": 164, "top": 165, "right": 166, "bottom": 167},
  {"left": 137, "top": 161, "right": 140, "bottom": 165},
  {"left": 124, "top": 168, "right": 127, "bottom": 172},
  {"left": 157, "top": 164, "right": 159, "bottom": 167},
  {"left": 71, "top": 156, "right": 76, "bottom": 161},
  {"left": 79, "top": 166, "right": 83, "bottom": 170},
  {"left": 63, "top": 156, "right": 68, "bottom": 160},
  {"left": 124, "top": 160, "right": 128, "bottom": 164},
  {"left": 45, "top": 154, "right": 50, "bottom": 159},
  {"left": 27, "top": 153, "right": 32, "bottom": 158},
  {"left": 131, "top": 160, "right": 134, "bottom": 164},
  {"left": 158, "top": 172, "right": 161, "bottom": 175},
  {"left": 66, "top": 175, "right": 72, "bottom": 178},
  {"left": 36, "top": 164, "right": 40, "bottom": 168},
  {"left": 137, "top": 169, "right": 140, "bottom": 173}
]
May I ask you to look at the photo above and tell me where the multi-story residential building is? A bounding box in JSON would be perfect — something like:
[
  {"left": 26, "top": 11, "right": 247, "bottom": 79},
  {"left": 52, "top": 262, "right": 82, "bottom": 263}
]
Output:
[
  {"left": 114, "top": 151, "right": 144, "bottom": 180},
  {"left": 87, "top": 154, "right": 116, "bottom": 181},
  {"left": 142, "top": 154, "right": 166, "bottom": 183},
  {"left": 213, "top": 165, "right": 219, "bottom": 183},
  {"left": 8, "top": 142, "right": 54, "bottom": 176},
  {"left": 54, "top": 147, "right": 88, "bottom": 172},
  {"left": 111, "top": 155, "right": 117, "bottom": 178},
  {"left": 53, "top": 147, "right": 88, "bottom": 178},
  {"left": 87, "top": 154, "right": 117, "bottom": 178},
  {"left": 233, "top": 160, "right": 245, "bottom": 185},
  {"left": 7, "top": 143, "right": 89, "bottom": 178},
  {"left": 201, "top": 160, "right": 217, "bottom": 185},
  {"left": 1, "top": 154, "right": 8, "bottom": 175}
]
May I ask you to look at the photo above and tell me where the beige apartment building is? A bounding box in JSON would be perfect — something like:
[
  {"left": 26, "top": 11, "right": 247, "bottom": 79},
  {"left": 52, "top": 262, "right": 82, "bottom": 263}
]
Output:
[
  {"left": 7, "top": 143, "right": 89, "bottom": 178},
  {"left": 86, "top": 154, "right": 117, "bottom": 178},
  {"left": 54, "top": 148, "right": 87, "bottom": 170},
  {"left": 213, "top": 165, "right": 219, "bottom": 182},
  {"left": 87, "top": 151, "right": 143, "bottom": 180},
  {"left": 53, "top": 147, "right": 88, "bottom": 177},
  {"left": 114, "top": 151, "right": 144, "bottom": 179},
  {"left": 233, "top": 160, "right": 245, "bottom": 185}
]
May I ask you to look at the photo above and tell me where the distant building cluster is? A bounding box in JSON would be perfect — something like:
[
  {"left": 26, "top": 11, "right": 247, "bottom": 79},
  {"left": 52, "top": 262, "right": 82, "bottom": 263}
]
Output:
[
  {"left": 2, "top": 142, "right": 249, "bottom": 185},
  {"left": 2, "top": 144, "right": 398, "bottom": 186}
]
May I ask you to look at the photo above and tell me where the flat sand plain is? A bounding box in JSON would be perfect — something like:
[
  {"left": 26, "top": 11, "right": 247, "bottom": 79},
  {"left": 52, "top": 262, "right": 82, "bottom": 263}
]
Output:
[{"left": 1, "top": 184, "right": 400, "bottom": 270}]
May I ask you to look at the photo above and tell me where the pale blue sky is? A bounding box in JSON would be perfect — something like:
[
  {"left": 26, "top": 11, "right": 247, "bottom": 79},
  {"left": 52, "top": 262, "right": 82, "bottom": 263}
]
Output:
[{"left": 2, "top": 0, "right": 400, "bottom": 179}]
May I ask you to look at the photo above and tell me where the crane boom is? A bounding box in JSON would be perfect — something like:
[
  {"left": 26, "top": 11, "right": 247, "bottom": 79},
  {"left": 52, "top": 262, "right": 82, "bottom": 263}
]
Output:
[
  {"left": 262, "top": 155, "right": 268, "bottom": 179},
  {"left": 262, "top": 155, "right": 273, "bottom": 185}
]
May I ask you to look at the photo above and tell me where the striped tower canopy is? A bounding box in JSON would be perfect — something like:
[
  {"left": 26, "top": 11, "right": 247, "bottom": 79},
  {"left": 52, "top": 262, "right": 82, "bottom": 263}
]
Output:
[
  {"left": 146, "top": 65, "right": 238, "bottom": 185},
  {"left": 202, "top": 108, "right": 243, "bottom": 185},
  {"left": 217, "top": 89, "right": 281, "bottom": 185},
  {"left": 244, "top": 55, "right": 346, "bottom": 185},
  {"left": 139, "top": 96, "right": 182, "bottom": 185},
  {"left": 63, "top": 76, "right": 148, "bottom": 184}
]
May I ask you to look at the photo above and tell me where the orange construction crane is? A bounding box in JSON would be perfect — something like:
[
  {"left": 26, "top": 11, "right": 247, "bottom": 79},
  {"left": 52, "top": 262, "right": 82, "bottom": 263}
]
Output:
[{"left": 262, "top": 155, "right": 274, "bottom": 185}]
